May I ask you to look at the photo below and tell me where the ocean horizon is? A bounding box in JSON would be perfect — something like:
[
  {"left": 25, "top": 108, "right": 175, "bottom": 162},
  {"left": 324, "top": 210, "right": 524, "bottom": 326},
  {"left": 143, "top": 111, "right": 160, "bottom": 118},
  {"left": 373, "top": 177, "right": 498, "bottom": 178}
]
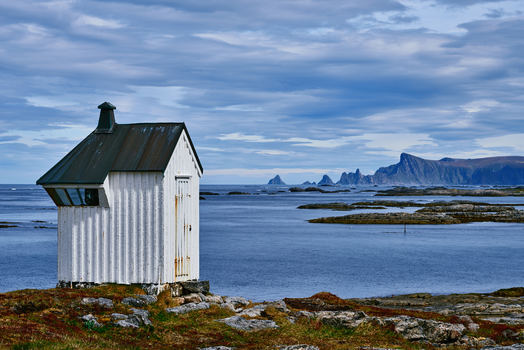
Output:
[{"left": 1, "top": 183, "right": 523, "bottom": 301}]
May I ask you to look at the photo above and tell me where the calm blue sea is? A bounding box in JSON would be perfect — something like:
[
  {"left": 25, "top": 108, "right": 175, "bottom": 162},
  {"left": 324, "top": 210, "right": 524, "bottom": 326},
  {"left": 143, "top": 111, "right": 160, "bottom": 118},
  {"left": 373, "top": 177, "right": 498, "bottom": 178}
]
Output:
[{"left": 0, "top": 184, "right": 523, "bottom": 301}]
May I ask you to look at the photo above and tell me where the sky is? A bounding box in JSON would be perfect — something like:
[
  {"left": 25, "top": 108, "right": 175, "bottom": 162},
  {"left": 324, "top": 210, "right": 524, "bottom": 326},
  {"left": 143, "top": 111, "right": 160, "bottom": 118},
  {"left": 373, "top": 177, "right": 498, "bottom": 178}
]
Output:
[{"left": 0, "top": 0, "right": 523, "bottom": 184}]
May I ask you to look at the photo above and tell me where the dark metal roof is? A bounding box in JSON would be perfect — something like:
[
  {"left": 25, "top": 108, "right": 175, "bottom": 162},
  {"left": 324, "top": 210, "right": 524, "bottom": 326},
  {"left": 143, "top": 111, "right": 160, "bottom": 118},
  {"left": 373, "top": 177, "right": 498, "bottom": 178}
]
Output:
[{"left": 37, "top": 123, "right": 203, "bottom": 185}]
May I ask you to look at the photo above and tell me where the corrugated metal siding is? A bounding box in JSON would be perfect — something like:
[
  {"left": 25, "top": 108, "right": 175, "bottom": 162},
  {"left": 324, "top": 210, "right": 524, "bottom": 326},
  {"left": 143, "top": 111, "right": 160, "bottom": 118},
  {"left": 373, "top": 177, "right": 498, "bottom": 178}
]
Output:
[
  {"left": 163, "top": 130, "right": 200, "bottom": 282},
  {"left": 58, "top": 172, "right": 164, "bottom": 284}
]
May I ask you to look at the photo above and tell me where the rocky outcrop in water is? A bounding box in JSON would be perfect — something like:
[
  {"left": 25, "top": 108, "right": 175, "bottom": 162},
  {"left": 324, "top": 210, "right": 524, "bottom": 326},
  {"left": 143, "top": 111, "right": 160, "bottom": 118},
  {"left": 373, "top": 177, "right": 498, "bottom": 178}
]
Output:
[
  {"left": 318, "top": 175, "right": 334, "bottom": 186},
  {"left": 337, "top": 153, "right": 524, "bottom": 185},
  {"left": 268, "top": 175, "right": 286, "bottom": 185}
]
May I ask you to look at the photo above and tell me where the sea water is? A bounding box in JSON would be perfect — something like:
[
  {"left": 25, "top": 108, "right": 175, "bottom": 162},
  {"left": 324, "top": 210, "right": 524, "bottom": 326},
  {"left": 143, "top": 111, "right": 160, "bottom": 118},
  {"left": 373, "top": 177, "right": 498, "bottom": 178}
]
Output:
[{"left": 1, "top": 184, "right": 523, "bottom": 300}]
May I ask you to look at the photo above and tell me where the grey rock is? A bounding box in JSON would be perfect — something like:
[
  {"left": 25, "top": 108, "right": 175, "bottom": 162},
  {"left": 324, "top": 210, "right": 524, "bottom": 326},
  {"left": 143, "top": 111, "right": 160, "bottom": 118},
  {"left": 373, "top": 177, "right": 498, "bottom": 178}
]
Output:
[
  {"left": 277, "top": 345, "right": 319, "bottom": 350},
  {"left": 220, "top": 302, "right": 239, "bottom": 312},
  {"left": 116, "top": 319, "right": 140, "bottom": 328},
  {"left": 166, "top": 302, "right": 210, "bottom": 314},
  {"left": 294, "top": 311, "right": 314, "bottom": 319},
  {"left": 180, "top": 280, "right": 210, "bottom": 294},
  {"left": 480, "top": 345, "right": 524, "bottom": 350},
  {"left": 80, "top": 314, "right": 101, "bottom": 327},
  {"left": 314, "top": 310, "right": 369, "bottom": 329},
  {"left": 238, "top": 304, "right": 267, "bottom": 317},
  {"left": 58, "top": 281, "right": 99, "bottom": 289},
  {"left": 130, "top": 308, "right": 152, "bottom": 326},
  {"left": 121, "top": 294, "right": 157, "bottom": 307},
  {"left": 482, "top": 316, "right": 524, "bottom": 325},
  {"left": 184, "top": 293, "right": 203, "bottom": 304},
  {"left": 81, "top": 297, "right": 114, "bottom": 308},
  {"left": 113, "top": 308, "right": 152, "bottom": 328},
  {"left": 199, "top": 347, "right": 235, "bottom": 350},
  {"left": 458, "top": 315, "right": 479, "bottom": 332},
  {"left": 224, "top": 296, "right": 250, "bottom": 308},
  {"left": 111, "top": 313, "right": 128, "bottom": 320},
  {"left": 381, "top": 316, "right": 465, "bottom": 343},
  {"left": 468, "top": 322, "right": 480, "bottom": 332},
  {"left": 204, "top": 295, "right": 223, "bottom": 304},
  {"left": 142, "top": 283, "right": 169, "bottom": 295},
  {"left": 265, "top": 300, "right": 289, "bottom": 313},
  {"left": 217, "top": 316, "right": 278, "bottom": 331}
]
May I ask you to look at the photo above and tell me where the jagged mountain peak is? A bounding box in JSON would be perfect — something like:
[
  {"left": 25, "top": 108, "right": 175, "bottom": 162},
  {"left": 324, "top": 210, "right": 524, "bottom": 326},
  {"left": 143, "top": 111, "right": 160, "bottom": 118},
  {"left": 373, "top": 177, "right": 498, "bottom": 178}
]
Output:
[{"left": 268, "top": 175, "right": 286, "bottom": 185}]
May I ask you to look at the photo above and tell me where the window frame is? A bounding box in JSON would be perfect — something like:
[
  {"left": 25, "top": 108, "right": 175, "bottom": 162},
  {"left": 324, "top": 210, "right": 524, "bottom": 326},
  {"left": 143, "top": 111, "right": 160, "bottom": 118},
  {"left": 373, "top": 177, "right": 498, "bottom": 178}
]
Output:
[{"left": 45, "top": 186, "right": 103, "bottom": 207}]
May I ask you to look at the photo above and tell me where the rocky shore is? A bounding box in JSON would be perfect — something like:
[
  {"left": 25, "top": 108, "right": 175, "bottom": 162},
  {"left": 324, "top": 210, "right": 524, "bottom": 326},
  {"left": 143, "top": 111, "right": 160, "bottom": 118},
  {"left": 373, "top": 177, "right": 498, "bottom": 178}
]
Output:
[
  {"left": 1, "top": 284, "right": 522, "bottom": 349},
  {"left": 300, "top": 200, "right": 524, "bottom": 224}
]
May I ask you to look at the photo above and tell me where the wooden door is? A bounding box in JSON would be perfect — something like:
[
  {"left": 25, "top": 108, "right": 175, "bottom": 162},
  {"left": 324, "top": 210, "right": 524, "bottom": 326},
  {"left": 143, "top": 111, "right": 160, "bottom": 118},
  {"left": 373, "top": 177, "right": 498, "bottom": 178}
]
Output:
[{"left": 175, "top": 177, "right": 191, "bottom": 279}]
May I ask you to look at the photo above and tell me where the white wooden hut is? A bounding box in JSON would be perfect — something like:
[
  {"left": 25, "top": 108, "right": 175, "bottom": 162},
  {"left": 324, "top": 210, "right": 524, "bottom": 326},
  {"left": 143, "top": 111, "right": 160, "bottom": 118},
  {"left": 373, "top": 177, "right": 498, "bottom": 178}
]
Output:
[{"left": 37, "top": 102, "right": 203, "bottom": 286}]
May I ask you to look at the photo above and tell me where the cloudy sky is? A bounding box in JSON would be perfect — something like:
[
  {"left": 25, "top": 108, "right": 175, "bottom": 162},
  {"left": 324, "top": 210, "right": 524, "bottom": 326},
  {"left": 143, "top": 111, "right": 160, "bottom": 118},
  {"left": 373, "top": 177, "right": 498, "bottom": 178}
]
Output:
[{"left": 1, "top": 0, "right": 523, "bottom": 184}]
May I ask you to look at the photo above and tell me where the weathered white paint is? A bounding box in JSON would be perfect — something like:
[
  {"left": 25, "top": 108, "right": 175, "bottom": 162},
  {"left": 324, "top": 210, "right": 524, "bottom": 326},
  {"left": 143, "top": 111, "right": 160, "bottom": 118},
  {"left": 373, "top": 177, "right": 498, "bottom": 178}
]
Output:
[
  {"left": 163, "top": 130, "right": 201, "bottom": 282},
  {"left": 54, "top": 130, "right": 201, "bottom": 284}
]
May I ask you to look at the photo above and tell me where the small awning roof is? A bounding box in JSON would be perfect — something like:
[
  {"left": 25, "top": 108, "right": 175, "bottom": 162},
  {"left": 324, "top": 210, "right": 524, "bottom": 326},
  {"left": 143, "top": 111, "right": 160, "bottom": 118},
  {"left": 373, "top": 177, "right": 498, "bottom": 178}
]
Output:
[{"left": 37, "top": 123, "right": 203, "bottom": 185}]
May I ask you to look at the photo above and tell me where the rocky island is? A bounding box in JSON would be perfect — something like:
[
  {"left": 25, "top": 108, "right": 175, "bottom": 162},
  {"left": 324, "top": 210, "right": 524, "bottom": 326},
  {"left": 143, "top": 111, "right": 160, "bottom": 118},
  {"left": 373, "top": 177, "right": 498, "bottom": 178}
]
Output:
[
  {"left": 299, "top": 200, "right": 524, "bottom": 224},
  {"left": 0, "top": 285, "right": 522, "bottom": 349},
  {"left": 268, "top": 175, "right": 286, "bottom": 185}
]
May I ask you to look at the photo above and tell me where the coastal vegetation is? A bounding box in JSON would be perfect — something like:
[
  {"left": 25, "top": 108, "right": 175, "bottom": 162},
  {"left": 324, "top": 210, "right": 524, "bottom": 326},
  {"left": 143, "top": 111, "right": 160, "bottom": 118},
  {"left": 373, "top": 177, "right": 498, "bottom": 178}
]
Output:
[
  {"left": 299, "top": 200, "right": 524, "bottom": 224},
  {"left": 0, "top": 285, "right": 522, "bottom": 349}
]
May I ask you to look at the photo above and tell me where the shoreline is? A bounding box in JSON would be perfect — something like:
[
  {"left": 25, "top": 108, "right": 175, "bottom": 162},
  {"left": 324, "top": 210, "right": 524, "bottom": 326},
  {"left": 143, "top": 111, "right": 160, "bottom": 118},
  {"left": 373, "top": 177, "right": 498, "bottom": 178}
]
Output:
[{"left": 1, "top": 285, "right": 522, "bottom": 349}]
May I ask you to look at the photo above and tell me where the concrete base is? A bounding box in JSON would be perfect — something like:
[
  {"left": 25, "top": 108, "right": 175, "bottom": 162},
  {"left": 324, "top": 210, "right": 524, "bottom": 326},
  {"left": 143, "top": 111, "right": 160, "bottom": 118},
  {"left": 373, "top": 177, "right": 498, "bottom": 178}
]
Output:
[{"left": 56, "top": 280, "right": 210, "bottom": 296}]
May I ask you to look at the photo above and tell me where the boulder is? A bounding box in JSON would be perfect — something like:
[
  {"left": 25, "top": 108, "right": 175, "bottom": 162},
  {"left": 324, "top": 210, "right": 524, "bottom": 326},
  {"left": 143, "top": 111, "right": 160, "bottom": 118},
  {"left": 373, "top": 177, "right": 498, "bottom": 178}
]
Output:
[
  {"left": 315, "top": 311, "right": 369, "bottom": 329},
  {"left": 204, "top": 295, "right": 224, "bottom": 304},
  {"left": 238, "top": 300, "right": 289, "bottom": 317},
  {"left": 217, "top": 316, "right": 278, "bottom": 331},
  {"left": 238, "top": 304, "right": 266, "bottom": 317},
  {"left": 180, "top": 280, "right": 210, "bottom": 295},
  {"left": 114, "top": 308, "right": 152, "bottom": 328},
  {"left": 381, "top": 316, "right": 465, "bottom": 343},
  {"left": 184, "top": 293, "right": 203, "bottom": 304},
  {"left": 80, "top": 314, "right": 101, "bottom": 327},
  {"left": 199, "top": 347, "right": 235, "bottom": 350},
  {"left": 220, "top": 302, "right": 239, "bottom": 312},
  {"left": 81, "top": 297, "right": 113, "bottom": 308},
  {"left": 480, "top": 345, "right": 524, "bottom": 350},
  {"left": 142, "top": 283, "right": 169, "bottom": 295},
  {"left": 166, "top": 302, "right": 210, "bottom": 314},
  {"left": 223, "top": 296, "right": 250, "bottom": 309},
  {"left": 110, "top": 313, "right": 128, "bottom": 321},
  {"left": 277, "top": 346, "right": 319, "bottom": 350},
  {"left": 121, "top": 294, "right": 157, "bottom": 307}
]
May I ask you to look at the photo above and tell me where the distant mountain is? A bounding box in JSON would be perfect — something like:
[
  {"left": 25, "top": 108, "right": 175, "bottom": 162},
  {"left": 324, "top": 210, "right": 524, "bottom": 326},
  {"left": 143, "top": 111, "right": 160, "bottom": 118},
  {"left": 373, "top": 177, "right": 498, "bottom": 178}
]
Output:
[
  {"left": 268, "top": 175, "right": 286, "bottom": 185},
  {"left": 302, "top": 181, "right": 316, "bottom": 185},
  {"left": 338, "top": 153, "right": 524, "bottom": 185},
  {"left": 338, "top": 168, "right": 373, "bottom": 185},
  {"left": 318, "top": 175, "right": 334, "bottom": 186}
]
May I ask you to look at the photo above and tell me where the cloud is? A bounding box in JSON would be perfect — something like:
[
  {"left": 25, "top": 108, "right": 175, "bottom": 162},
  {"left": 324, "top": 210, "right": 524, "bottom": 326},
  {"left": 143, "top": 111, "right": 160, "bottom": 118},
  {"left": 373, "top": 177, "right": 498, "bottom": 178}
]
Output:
[
  {"left": 254, "top": 149, "right": 294, "bottom": 156},
  {"left": 73, "top": 15, "right": 125, "bottom": 29},
  {"left": 0, "top": 0, "right": 523, "bottom": 183},
  {"left": 217, "top": 133, "right": 279, "bottom": 143},
  {"left": 205, "top": 167, "right": 347, "bottom": 176},
  {"left": 476, "top": 133, "right": 524, "bottom": 153},
  {"left": 461, "top": 99, "right": 500, "bottom": 113}
]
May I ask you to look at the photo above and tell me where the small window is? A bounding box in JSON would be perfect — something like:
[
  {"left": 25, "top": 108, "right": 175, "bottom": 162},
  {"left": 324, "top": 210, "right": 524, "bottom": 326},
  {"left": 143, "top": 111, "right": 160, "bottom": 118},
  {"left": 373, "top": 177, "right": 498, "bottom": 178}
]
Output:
[
  {"left": 49, "top": 188, "right": 100, "bottom": 206},
  {"left": 67, "top": 188, "right": 83, "bottom": 205},
  {"left": 55, "top": 188, "right": 71, "bottom": 206},
  {"left": 85, "top": 189, "right": 99, "bottom": 206}
]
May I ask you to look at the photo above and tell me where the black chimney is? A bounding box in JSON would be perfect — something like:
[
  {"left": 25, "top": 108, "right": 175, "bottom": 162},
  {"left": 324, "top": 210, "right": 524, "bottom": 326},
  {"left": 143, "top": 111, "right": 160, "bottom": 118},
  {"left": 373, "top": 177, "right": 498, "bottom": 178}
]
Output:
[{"left": 96, "top": 102, "right": 116, "bottom": 133}]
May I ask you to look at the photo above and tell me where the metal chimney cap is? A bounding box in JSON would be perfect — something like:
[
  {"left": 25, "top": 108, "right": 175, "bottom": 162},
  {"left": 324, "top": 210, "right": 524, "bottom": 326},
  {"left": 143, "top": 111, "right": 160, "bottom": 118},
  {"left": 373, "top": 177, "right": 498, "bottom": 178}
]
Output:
[{"left": 98, "top": 102, "right": 116, "bottom": 110}]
